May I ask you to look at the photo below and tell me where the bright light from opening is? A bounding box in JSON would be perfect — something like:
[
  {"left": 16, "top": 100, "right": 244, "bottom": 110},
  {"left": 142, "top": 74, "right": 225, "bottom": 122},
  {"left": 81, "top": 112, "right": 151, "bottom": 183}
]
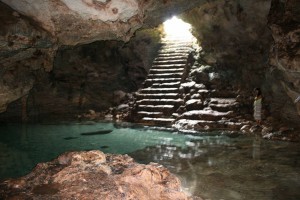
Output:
[{"left": 163, "top": 16, "right": 194, "bottom": 40}]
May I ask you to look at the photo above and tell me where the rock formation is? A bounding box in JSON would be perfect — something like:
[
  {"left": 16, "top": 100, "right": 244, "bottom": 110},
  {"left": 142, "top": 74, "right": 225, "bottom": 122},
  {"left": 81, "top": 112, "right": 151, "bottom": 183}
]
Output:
[
  {"left": 267, "top": 0, "right": 300, "bottom": 125},
  {"left": 0, "top": 2, "right": 55, "bottom": 114},
  {"left": 181, "top": 0, "right": 300, "bottom": 128},
  {"left": 0, "top": 0, "right": 205, "bottom": 121},
  {"left": 0, "top": 150, "right": 192, "bottom": 199},
  {"left": 0, "top": 0, "right": 299, "bottom": 129}
]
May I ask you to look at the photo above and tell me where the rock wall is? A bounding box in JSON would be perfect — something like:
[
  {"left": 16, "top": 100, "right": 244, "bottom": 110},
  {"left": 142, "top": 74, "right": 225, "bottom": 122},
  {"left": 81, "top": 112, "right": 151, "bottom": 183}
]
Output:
[
  {"left": 0, "top": 0, "right": 206, "bottom": 122},
  {"left": 0, "top": 0, "right": 145, "bottom": 45},
  {"left": 0, "top": 2, "right": 54, "bottom": 114},
  {"left": 181, "top": 0, "right": 272, "bottom": 91},
  {"left": 0, "top": 28, "right": 162, "bottom": 122},
  {"left": 0, "top": 0, "right": 299, "bottom": 126},
  {"left": 267, "top": 0, "right": 300, "bottom": 125},
  {"left": 181, "top": 0, "right": 300, "bottom": 127}
]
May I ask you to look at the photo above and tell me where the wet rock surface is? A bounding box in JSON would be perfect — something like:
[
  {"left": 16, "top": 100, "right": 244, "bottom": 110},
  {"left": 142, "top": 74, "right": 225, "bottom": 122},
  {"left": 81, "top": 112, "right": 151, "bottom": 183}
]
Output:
[{"left": 0, "top": 150, "right": 191, "bottom": 200}]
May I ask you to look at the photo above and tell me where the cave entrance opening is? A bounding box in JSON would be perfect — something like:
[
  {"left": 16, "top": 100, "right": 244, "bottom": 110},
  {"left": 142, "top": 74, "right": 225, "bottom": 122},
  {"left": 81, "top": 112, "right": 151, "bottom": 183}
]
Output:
[{"left": 163, "top": 16, "right": 195, "bottom": 41}]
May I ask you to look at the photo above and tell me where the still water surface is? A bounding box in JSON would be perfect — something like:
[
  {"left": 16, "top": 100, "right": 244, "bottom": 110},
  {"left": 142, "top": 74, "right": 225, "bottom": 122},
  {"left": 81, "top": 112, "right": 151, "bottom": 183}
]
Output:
[{"left": 0, "top": 122, "right": 299, "bottom": 200}]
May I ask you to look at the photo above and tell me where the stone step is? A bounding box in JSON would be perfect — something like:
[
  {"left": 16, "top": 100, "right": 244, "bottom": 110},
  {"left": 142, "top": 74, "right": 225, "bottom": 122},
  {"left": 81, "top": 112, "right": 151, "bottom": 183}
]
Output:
[
  {"left": 151, "top": 64, "right": 186, "bottom": 69},
  {"left": 140, "top": 117, "right": 175, "bottom": 126},
  {"left": 140, "top": 87, "right": 179, "bottom": 94},
  {"left": 137, "top": 111, "right": 164, "bottom": 118},
  {"left": 147, "top": 73, "right": 182, "bottom": 79},
  {"left": 197, "top": 89, "right": 210, "bottom": 95},
  {"left": 209, "top": 98, "right": 237, "bottom": 104},
  {"left": 153, "top": 59, "right": 186, "bottom": 65},
  {"left": 156, "top": 53, "right": 189, "bottom": 58},
  {"left": 161, "top": 39, "right": 193, "bottom": 46},
  {"left": 161, "top": 44, "right": 193, "bottom": 49},
  {"left": 151, "top": 82, "right": 181, "bottom": 88},
  {"left": 137, "top": 105, "right": 175, "bottom": 113},
  {"left": 173, "top": 119, "right": 244, "bottom": 131},
  {"left": 209, "top": 103, "right": 239, "bottom": 112},
  {"left": 160, "top": 45, "right": 192, "bottom": 49},
  {"left": 158, "top": 52, "right": 190, "bottom": 57},
  {"left": 137, "top": 99, "right": 184, "bottom": 106},
  {"left": 144, "top": 78, "right": 182, "bottom": 87},
  {"left": 149, "top": 68, "right": 184, "bottom": 74},
  {"left": 155, "top": 55, "right": 187, "bottom": 61},
  {"left": 136, "top": 93, "right": 180, "bottom": 100},
  {"left": 159, "top": 45, "right": 190, "bottom": 49},
  {"left": 179, "top": 110, "right": 234, "bottom": 121},
  {"left": 158, "top": 49, "right": 191, "bottom": 54}
]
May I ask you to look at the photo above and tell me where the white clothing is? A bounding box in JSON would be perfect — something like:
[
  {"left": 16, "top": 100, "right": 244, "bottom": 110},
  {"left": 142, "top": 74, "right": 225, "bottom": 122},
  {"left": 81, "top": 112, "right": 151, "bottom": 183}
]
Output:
[{"left": 253, "top": 98, "right": 262, "bottom": 121}]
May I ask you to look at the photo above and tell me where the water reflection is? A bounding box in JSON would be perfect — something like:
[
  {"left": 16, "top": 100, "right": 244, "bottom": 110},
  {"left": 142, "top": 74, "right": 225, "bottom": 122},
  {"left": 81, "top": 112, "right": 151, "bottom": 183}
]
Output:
[
  {"left": 0, "top": 123, "right": 299, "bottom": 200},
  {"left": 252, "top": 135, "right": 261, "bottom": 160},
  {"left": 129, "top": 134, "right": 300, "bottom": 200}
]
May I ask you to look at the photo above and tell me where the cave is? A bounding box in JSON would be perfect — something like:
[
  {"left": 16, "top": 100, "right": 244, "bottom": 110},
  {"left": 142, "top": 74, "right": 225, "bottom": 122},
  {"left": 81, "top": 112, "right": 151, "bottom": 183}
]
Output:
[{"left": 0, "top": 0, "right": 300, "bottom": 199}]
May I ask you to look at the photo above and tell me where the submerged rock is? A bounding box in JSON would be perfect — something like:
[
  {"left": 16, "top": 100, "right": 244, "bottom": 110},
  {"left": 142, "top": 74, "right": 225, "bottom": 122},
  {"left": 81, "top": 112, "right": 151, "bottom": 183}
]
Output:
[
  {"left": 0, "top": 150, "right": 190, "bottom": 200},
  {"left": 80, "top": 130, "right": 113, "bottom": 135}
]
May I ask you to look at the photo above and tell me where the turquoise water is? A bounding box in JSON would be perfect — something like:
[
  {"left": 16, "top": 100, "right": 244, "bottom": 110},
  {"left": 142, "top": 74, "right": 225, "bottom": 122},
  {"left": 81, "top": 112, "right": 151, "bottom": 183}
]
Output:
[
  {"left": 0, "top": 122, "right": 300, "bottom": 200},
  {"left": 0, "top": 122, "right": 189, "bottom": 180}
]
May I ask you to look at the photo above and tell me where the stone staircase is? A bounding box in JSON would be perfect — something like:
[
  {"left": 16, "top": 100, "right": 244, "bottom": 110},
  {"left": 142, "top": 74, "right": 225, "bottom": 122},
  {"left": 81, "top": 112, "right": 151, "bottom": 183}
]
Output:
[
  {"left": 174, "top": 80, "right": 249, "bottom": 131},
  {"left": 131, "top": 37, "right": 250, "bottom": 131},
  {"left": 134, "top": 38, "right": 194, "bottom": 127}
]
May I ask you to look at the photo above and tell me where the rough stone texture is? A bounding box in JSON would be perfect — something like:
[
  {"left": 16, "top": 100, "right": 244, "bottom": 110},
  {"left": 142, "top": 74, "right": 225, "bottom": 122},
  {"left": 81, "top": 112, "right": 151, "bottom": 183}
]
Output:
[
  {"left": 0, "top": 0, "right": 143, "bottom": 45},
  {"left": 181, "top": 0, "right": 272, "bottom": 91},
  {"left": 0, "top": 0, "right": 299, "bottom": 128},
  {"left": 0, "top": 28, "right": 162, "bottom": 122},
  {"left": 267, "top": 0, "right": 300, "bottom": 125},
  {"left": 0, "top": 0, "right": 205, "bottom": 45},
  {"left": 0, "top": 2, "right": 54, "bottom": 113},
  {"left": 0, "top": 0, "right": 204, "bottom": 119},
  {"left": 181, "top": 0, "right": 300, "bottom": 127},
  {"left": 0, "top": 150, "right": 190, "bottom": 200}
]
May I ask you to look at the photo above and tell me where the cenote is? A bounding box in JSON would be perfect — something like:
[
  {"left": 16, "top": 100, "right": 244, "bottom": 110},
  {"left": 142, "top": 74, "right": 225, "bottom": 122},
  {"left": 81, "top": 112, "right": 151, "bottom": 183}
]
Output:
[{"left": 0, "top": 122, "right": 299, "bottom": 200}]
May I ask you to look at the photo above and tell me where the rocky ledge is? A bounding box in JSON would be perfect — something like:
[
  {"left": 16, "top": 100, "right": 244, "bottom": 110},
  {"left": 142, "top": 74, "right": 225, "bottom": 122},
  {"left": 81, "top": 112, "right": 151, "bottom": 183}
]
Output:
[{"left": 0, "top": 150, "right": 192, "bottom": 200}]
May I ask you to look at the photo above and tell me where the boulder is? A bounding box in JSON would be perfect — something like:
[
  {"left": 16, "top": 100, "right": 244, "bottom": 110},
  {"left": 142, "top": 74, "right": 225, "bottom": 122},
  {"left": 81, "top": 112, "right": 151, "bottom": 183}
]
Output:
[
  {"left": 0, "top": 150, "right": 190, "bottom": 200},
  {"left": 185, "top": 99, "right": 203, "bottom": 111}
]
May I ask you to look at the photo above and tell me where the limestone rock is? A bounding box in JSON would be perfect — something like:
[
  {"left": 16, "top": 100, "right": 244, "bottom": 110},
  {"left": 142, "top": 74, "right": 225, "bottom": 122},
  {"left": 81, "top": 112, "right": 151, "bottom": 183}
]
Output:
[
  {"left": 267, "top": 0, "right": 300, "bottom": 125},
  {"left": 0, "top": 2, "right": 54, "bottom": 114},
  {"left": 1, "top": 0, "right": 205, "bottom": 45},
  {"left": 0, "top": 150, "right": 190, "bottom": 200},
  {"left": 0, "top": 0, "right": 205, "bottom": 118}
]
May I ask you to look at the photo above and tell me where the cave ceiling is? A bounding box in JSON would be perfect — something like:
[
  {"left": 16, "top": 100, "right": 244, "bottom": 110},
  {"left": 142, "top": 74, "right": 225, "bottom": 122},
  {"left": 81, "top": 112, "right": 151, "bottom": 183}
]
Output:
[
  {"left": 0, "top": 0, "right": 206, "bottom": 45},
  {"left": 0, "top": 0, "right": 207, "bottom": 114}
]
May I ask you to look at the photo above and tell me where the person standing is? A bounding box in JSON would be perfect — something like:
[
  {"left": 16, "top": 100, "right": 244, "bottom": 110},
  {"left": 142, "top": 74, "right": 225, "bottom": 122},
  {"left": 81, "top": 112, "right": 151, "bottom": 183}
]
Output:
[{"left": 253, "top": 88, "right": 262, "bottom": 126}]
